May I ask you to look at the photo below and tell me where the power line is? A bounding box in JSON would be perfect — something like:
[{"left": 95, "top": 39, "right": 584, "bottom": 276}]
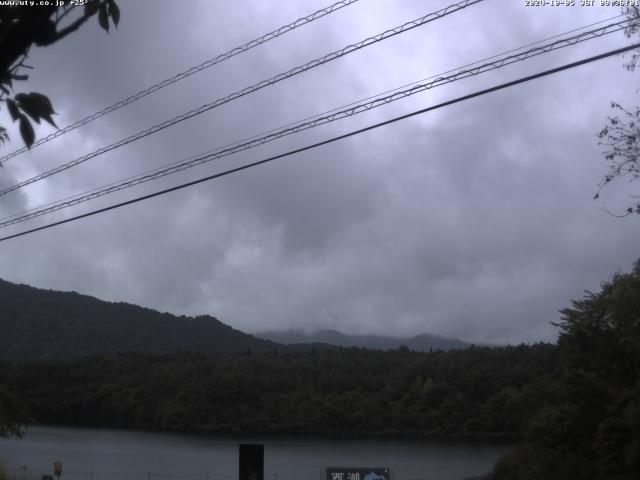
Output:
[
  {"left": 0, "top": 42, "right": 636, "bottom": 244},
  {"left": 0, "top": 0, "right": 486, "bottom": 197},
  {"left": 0, "top": 16, "right": 632, "bottom": 228},
  {"left": 0, "top": 18, "right": 630, "bottom": 226},
  {"left": 0, "top": 0, "right": 362, "bottom": 165}
]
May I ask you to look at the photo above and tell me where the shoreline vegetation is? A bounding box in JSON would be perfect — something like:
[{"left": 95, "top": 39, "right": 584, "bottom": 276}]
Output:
[
  {"left": 17, "top": 421, "right": 522, "bottom": 443},
  {"left": 1, "top": 345, "right": 558, "bottom": 439}
]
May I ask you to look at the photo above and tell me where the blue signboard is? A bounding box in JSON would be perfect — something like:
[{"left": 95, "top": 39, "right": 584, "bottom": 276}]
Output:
[{"left": 326, "top": 467, "right": 390, "bottom": 480}]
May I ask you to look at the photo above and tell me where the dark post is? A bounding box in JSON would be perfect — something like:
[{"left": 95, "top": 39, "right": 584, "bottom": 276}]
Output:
[
  {"left": 239, "top": 444, "right": 264, "bottom": 480},
  {"left": 53, "top": 461, "right": 62, "bottom": 480}
]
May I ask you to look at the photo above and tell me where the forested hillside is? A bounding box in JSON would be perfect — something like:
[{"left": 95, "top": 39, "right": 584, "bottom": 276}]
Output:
[
  {"left": 1, "top": 344, "right": 557, "bottom": 438},
  {"left": 0, "top": 279, "right": 280, "bottom": 359}
]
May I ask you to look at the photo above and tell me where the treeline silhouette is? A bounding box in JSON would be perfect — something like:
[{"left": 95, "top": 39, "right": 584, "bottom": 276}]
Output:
[{"left": 2, "top": 344, "right": 557, "bottom": 439}]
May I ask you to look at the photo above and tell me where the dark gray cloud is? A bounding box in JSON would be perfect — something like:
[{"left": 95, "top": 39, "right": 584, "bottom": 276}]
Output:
[{"left": 0, "top": 0, "right": 638, "bottom": 344}]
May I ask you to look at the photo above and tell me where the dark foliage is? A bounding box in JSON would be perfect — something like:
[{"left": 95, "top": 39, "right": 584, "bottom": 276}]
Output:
[
  {"left": 489, "top": 259, "right": 640, "bottom": 480},
  {"left": 0, "top": 384, "right": 31, "bottom": 438},
  {"left": 0, "top": 0, "right": 119, "bottom": 147},
  {"left": 1, "top": 344, "right": 558, "bottom": 438},
  {"left": 0, "top": 278, "right": 282, "bottom": 359}
]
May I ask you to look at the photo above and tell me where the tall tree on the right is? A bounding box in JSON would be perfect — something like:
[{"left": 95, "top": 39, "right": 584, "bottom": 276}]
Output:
[{"left": 490, "top": 258, "right": 640, "bottom": 480}]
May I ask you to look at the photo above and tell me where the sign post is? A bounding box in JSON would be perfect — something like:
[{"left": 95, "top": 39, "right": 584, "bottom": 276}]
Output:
[
  {"left": 239, "top": 444, "right": 264, "bottom": 480},
  {"left": 53, "top": 462, "right": 63, "bottom": 480}
]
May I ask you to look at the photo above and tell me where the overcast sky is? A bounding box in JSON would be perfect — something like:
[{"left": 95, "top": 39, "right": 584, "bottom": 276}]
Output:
[{"left": 0, "top": 0, "right": 638, "bottom": 344}]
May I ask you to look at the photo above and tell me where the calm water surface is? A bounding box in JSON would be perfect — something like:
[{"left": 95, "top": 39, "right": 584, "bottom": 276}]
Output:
[{"left": 0, "top": 426, "right": 511, "bottom": 480}]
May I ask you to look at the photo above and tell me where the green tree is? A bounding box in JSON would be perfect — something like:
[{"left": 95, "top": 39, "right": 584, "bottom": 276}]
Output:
[
  {"left": 0, "top": 385, "right": 31, "bottom": 438},
  {"left": 491, "top": 258, "right": 640, "bottom": 479},
  {"left": 556, "top": 259, "right": 640, "bottom": 389},
  {"left": 0, "top": 0, "right": 120, "bottom": 148}
]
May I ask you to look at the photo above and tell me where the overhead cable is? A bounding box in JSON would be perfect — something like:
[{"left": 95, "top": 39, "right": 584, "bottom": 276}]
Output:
[
  {"left": 0, "top": 0, "right": 362, "bottom": 165},
  {"left": 0, "top": 0, "right": 485, "bottom": 197},
  {"left": 0, "top": 17, "right": 632, "bottom": 228},
  {"left": 1, "top": 12, "right": 624, "bottom": 224},
  {"left": 0, "top": 42, "right": 637, "bottom": 244}
]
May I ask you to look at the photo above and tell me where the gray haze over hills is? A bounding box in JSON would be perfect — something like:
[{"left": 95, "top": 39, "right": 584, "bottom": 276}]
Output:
[
  {"left": 257, "top": 329, "right": 469, "bottom": 351},
  {"left": 0, "top": 277, "right": 468, "bottom": 359}
]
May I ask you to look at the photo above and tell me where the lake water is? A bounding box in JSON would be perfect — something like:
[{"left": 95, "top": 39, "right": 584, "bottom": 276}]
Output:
[{"left": 0, "top": 426, "right": 511, "bottom": 480}]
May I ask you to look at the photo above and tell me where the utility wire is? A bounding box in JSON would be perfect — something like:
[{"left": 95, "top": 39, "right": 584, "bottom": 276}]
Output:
[
  {"left": 0, "top": 15, "right": 621, "bottom": 227},
  {"left": 0, "top": 10, "right": 626, "bottom": 226},
  {"left": 4, "top": 12, "right": 622, "bottom": 222},
  {"left": 0, "top": 17, "right": 632, "bottom": 228},
  {"left": 0, "top": 17, "right": 630, "bottom": 225},
  {"left": 0, "top": 14, "right": 628, "bottom": 227},
  {"left": 0, "top": 0, "right": 485, "bottom": 197},
  {"left": 0, "top": 42, "right": 636, "bottom": 244},
  {"left": 0, "top": 0, "right": 362, "bottom": 165}
]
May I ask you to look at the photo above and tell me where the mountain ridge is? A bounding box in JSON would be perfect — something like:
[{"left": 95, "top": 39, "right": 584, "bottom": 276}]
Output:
[
  {"left": 0, "top": 278, "right": 470, "bottom": 360},
  {"left": 255, "top": 328, "right": 469, "bottom": 351},
  {"left": 0, "top": 278, "right": 281, "bottom": 360}
]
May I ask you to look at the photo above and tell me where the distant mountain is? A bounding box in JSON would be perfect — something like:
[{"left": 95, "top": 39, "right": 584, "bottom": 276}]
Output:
[
  {"left": 256, "top": 328, "right": 469, "bottom": 351},
  {"left": 0, "top": 278, "right": 282, "bottom": 360}
]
